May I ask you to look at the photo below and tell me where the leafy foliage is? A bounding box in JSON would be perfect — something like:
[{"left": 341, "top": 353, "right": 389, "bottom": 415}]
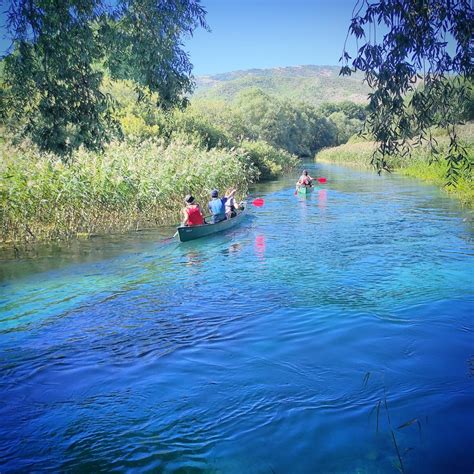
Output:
[
  {"left": 341, "top": 0, "right": 473, "bottom": 183},
  {"left": 2, "top": 0, "right": 114, "bottom": 155},
  {"left": 101, "top": 0, "right": 208, "bottom": 109},
  {"left": 103, "top": 80, "right": 349, "bottom": 157},
  {"left": 320, "top": 102, "right": 367, "bottom": 144},
  {"left": 1, "top": 0, "right": 207, "bottom": 155},
  {"left": 238, "top": 139, "right": 299, "bottom": 180},
  {"left": 191, "top": 89, "right": 339, "bottom": 157}
]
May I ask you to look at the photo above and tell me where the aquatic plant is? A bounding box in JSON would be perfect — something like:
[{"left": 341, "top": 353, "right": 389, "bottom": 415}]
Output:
[
  {"left": 364, "top": 373, "right": 423, "bottom": 474},
  {"left": 0, "top": 138, "right": 260, "bottom": 242}
]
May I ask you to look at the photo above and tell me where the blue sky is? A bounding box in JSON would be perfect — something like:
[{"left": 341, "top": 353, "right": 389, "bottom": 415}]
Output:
[
  {"left": 186, "top": 0, "right": 357, "bottom": 75},
  {"left": 1, "top": 0, "right": 357, "bottom": 76}
]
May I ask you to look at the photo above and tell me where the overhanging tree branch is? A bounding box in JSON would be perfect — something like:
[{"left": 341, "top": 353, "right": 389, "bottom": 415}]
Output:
[{"left": 341, "top": 0, "right": 473, "bottom": 183}]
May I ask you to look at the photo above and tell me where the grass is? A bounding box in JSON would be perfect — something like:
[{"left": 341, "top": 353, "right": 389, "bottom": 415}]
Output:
[
  {"left": 316, "top": 123, "right": 474, "bottom": 208},
  {"left": 1, "top": 138, "right": 280, "bottom": 243}
]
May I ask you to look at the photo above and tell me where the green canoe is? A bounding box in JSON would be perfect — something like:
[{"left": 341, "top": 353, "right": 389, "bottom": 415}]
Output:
[
  {"left": 297, "top": 185, "right": 313, "bottom": 195},
  {"left": 176, "top": 202, "right": 248, "bottom": 242}
]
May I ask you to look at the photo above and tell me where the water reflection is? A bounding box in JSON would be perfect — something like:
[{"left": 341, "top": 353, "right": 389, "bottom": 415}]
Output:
[
  {"left": 318, "top": 188, "right": 327, "bottom": 211},
  {"left": 185, "top": 250, "right": 203, "bottom": 267},
  {"left": 297, "top": 191, "right": 309, "bottom": 221},
  {"left": 254, "top": 234, "right": 266, "bottom": 261}
]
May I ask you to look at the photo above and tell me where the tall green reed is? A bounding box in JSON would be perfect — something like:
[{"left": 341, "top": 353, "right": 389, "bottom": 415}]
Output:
[
  {"left": 315, "top": 123, "right": 473, "bottom": 208},
  {"left": 1, "top": 138, "right": 263, "bottom": 242}
]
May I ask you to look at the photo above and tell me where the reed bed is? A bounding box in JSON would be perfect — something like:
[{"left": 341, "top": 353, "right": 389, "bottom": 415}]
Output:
[
  {"left": 1, "top": 138, "right": 281, "bottom": 243},
  {"left": 316, "top": 123, "right": 474, "bottom": 208}
]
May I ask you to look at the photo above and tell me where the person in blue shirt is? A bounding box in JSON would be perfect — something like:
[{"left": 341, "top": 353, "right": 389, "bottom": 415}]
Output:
[{"left": 208, "top": 188, "right": 237, "bottom": 223}]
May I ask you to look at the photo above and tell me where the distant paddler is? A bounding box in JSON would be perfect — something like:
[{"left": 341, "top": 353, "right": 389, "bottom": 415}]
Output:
[{"left": 296, "top": 170, "right": 314, "bottom": 190}]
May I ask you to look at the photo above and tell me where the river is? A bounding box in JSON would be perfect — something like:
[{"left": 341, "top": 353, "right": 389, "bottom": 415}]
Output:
[{"left": 1, "top": 163, "right": 473, "bottom": 473}]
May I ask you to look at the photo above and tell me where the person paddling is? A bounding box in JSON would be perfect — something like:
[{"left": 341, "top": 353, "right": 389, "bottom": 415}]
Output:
[
  {"left": 182, "top": 195, "right": 205, "bottom": 226},
  {"left": 225, "top": 188, "right": 240, "bottom": 218},
  {"left": 296, "top": 170, "right": 314, "bottom": 191},
  {"left": 297, "top": 170, "right": 314, "bottom": 186},
  {"left": 208, "top": 188, "right": 236, "bottom": 223}
]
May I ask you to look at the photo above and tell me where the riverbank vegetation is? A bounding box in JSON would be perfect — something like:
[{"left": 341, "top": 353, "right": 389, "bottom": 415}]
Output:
[
  {"left": 1, "top": 139, "right": 260, "bottom": 242},
  {"left": 316, "top": 123, "right": 474, "bottom": 208},
  {"left": 2, "top": 70, "right": 366, "bottom": 243},
  {"left": 341, "top": 0, "right": 473, "bottom": 180}
]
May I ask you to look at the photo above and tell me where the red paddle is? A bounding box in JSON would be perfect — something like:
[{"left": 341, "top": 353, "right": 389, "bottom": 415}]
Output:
[
  {"left": 293, "top": 177, "right": 327, "bottom": 195},
  {"left": 252, "top": 198, "right": 265, "bottom": 207}
]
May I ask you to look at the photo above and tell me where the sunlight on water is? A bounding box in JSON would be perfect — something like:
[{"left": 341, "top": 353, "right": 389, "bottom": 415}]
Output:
[{"left": 1, "top": 163, "right": 473, "bottom": 472}]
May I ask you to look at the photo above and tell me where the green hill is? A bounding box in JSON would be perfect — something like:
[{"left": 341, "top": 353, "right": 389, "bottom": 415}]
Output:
[{"left": 193, "top": 65, "right": 370, "bottom": 105}]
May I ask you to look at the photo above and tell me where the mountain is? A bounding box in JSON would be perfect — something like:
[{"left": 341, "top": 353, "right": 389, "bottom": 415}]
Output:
[{"left": 193, "top": 65, "right": 370, "bottom": 106}]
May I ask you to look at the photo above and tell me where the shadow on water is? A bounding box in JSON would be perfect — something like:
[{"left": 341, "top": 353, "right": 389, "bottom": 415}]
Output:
[{"left": 0, "top": 227, "right": 176, "bottom": 283}]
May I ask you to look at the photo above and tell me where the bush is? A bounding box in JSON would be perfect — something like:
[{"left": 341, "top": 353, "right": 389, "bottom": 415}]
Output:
[{"left": 238, "top": 140, "right": 299, "bottom": 180}]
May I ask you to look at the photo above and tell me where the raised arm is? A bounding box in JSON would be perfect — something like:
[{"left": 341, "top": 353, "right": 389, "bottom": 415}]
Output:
[{"left": 225, "top": 188, "right": 237, "bottom": 199}]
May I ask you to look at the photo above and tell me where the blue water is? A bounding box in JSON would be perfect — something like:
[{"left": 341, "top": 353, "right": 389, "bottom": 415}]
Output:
[{"left": 1, "top": 163, "right": 473, "bottom": 473}]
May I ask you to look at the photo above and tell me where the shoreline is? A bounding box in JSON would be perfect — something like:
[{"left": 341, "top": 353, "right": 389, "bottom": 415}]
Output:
[{"left": 315, "top": 127, "right": 474, "bottom": 209}]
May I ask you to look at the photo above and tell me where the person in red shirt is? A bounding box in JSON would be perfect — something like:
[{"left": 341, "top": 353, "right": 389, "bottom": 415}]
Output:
[{"left": 182, "top": 195, "right": 205, "bottom": 226}]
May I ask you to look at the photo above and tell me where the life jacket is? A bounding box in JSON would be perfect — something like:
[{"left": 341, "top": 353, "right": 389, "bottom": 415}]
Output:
[
  {"left": 186, "top": 206, "right": 204, "bottom": 226},
  {"left": 208, "top": 198, "right": 226, "bottom": 223},
  {"left": 300, "top": 176, "right": 311, "bottom": 186}
]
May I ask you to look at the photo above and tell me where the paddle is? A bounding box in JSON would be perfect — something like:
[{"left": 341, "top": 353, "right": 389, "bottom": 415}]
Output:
[{"left": 293, "top": 177, "right": 327, "bottom": 195}]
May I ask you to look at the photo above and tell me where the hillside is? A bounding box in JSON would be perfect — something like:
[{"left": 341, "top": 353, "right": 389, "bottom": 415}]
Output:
[{"left": 193, "top": 65, "right": 371, "bottom": 106}]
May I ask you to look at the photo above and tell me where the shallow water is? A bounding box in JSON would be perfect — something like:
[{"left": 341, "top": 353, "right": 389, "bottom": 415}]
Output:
[{"left": 1, "top": 163, "right": 473, "bottom": 473}]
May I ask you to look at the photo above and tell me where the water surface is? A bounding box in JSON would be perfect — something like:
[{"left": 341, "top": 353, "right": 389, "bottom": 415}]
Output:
[{"left": 1, "top": 163, "right": 473, "bottom": 473}]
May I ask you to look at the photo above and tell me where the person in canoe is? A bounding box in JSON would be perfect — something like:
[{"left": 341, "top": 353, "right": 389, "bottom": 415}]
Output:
[
  {"left": 208, "top": 188, "right": 237, "bottom": 223},
  {"left": 296, "top": 170, "right": 314, "bottom": 191},
  {"left": 225, "top": 188, "right": 241, "bottom": 218},
  {"left": 182, "top": 194, "right": 205, "bottom": 226}
]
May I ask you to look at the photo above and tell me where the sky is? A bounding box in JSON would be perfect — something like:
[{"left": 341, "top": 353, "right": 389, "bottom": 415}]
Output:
[
  {"left": 185, "top": 0, "right": 358, "bottom": 75},
  {"left": 0, "top": 0, "right": 358, "bottom": 76}
]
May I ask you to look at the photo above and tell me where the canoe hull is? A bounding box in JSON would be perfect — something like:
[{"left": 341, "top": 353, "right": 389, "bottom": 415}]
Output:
[
  {"left": 176, "top": 204, "right": 248, "bottom": 242},
  {"left": 297, "top": 186, "right": 313, "bottom": 195}
]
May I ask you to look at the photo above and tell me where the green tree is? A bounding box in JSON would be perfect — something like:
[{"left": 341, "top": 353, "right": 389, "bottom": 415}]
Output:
[
  {"left": 341, "top": 0, "right": 473, "bottom": 183},
  {"left": 233, "top": 88, "right": 337, "bottom": 156},
  {"left": 319, "top": 101, "right": 367, "bottom": 144},
  {"left": 1, "top": 0, "right": 207, "bottom": 156}
]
